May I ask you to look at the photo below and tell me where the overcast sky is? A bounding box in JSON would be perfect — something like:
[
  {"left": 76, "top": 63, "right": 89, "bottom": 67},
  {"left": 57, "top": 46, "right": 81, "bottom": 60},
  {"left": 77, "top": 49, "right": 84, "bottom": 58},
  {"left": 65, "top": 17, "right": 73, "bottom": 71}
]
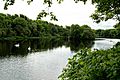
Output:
[{"left": 0, "top": 0, "right": 117, "bottom": 29}]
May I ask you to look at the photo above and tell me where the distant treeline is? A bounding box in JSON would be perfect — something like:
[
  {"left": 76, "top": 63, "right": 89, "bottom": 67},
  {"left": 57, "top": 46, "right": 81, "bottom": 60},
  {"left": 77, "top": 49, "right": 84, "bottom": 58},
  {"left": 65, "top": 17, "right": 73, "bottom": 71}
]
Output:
[
  {"left": 95, "top": 28, "right": 120, "bottom": 38},
  {"left": 0, "top": 13, "right": 95, "bottom": 40}
]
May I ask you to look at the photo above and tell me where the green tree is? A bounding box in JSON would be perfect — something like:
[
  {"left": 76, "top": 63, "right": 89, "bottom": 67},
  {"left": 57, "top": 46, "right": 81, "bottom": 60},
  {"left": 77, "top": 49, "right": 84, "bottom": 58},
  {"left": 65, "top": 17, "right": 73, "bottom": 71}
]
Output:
[
  {"left": 73, "top": 0, "right": 120, "bottom": 24},
  {"left": 70, "top": 24, "right": 82, "bottom": 41},
  {"left": 89, "top": 0, "right": 120, "bottom": 23},
  {"left": 12, "top": 17, "right": 30, "bottom": 36},
  {"left": 70, "top": 24, "right": 95, "bottom": 41}
]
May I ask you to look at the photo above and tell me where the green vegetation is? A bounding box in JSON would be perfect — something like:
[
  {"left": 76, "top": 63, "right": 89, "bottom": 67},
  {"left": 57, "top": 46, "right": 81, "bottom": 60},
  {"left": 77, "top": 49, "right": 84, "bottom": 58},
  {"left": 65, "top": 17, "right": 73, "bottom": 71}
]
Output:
[
  {"left": 58, "top": 0, "right": 120, "bottom": 79},
  {"left": 88, "top": 0, "right": 120, "bottom": 23},
  {"left": 1, "top": 0, "right": 120, "bottom": 79},
  {"left": 0, "top": 13, "right": 65, "bottom": 40},
  {"left": 59, "top": 44, "right": 120, "bottom": 80},
  {"left": 0, "top": 13, "right": 95, "bottom": 41},
  {"left": 95, "top": 29, "right": 120, "bottom": 39},
  {"left": 69, "top": 24, "right": 95, "bottom": 41}
]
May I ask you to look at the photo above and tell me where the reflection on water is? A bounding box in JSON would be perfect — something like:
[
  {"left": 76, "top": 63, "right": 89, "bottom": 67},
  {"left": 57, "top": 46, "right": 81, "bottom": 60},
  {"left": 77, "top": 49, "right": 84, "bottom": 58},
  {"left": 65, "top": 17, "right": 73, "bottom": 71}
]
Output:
[
  {"left": 66, "top": 40, "right": 94, "bottom": 51},
  {"left": 92, "top": 38, "right": 120, "bottom": 50},
  {"left": 0, "top": 38, "right": 94, "bottom": 57},
  {"left": 0, "top": 38, "right": 119, "bottom": 80},
  {"left": 0, "top": 46, "right": 72, "bottom": 80}
]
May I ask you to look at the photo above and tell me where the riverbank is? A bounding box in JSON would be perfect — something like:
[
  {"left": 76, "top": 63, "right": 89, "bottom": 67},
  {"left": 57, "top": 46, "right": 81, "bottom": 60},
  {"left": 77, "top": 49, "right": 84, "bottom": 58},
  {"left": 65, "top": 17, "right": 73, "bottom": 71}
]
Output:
[{"left": 0, "top": 36, "right": 66, "bottom": 41}]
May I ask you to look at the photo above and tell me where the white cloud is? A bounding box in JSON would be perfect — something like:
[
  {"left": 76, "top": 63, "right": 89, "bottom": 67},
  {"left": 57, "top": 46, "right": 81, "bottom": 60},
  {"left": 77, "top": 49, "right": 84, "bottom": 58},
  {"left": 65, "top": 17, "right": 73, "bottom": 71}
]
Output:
[{"left": 0, "top": 0, "right": 117, "bottom": 29}]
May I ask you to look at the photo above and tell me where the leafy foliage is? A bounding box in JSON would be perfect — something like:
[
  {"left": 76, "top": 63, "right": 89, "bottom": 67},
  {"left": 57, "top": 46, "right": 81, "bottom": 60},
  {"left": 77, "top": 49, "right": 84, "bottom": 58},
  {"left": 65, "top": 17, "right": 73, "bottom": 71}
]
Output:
[
  {"left": 79, "top": 0, "right": 120, "bottom": 23},
  {"left": 70, "top": 24, "right": 95, "bottom": 41},
  {"left": 95, "top": 28, "right": 120, "bottom": 39},
  {"left": 2, "top": 0, "right": 62, "bottom": 21},
  {"left": 3, "top": 0, "right": 64, "bottom": 9},
  {"left": 0, "top": 13, "right": 95, "bottom": 40},
  {"left": 59, "top": 45, "right": 120, "bottom": 80},
  {"left": 37, "top": 11, "right": 58, "bottom": 21},
  {"left": 0, "top": 13, "right": 63, "bottom": 38}
]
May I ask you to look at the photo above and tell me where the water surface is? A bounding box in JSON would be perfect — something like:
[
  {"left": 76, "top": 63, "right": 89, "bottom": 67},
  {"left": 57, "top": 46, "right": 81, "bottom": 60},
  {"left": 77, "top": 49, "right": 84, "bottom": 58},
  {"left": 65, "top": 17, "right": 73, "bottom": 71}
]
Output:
[{"left": 0, "top": 38, "right": 119, "bottom": 80}]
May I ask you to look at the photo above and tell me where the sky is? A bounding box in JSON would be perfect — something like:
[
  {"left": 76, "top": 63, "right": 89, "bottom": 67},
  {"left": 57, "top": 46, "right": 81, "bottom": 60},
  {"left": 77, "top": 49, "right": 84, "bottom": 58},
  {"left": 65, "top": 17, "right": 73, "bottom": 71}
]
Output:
[{"left": 0, "top": 0, "right": 117, "bottom": 29}]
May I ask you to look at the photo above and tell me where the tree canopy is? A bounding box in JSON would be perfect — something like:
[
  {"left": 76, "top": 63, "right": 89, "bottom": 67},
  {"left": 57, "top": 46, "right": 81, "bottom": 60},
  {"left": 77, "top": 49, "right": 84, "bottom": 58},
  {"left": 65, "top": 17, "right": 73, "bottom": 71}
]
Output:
[
  {"left": 90, "top": 0, "right": 120, "bottom": 23},
  {"left": 0, "top": 13, "right": 95, "bottom": 40}
]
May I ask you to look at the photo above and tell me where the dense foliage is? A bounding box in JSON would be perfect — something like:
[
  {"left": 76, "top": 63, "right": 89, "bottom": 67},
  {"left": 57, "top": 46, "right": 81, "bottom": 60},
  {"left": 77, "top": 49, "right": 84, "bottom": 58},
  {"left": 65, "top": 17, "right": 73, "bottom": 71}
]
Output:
[
  {"left": 95, "top": 29, "right": 120, "bottom": 39},
  {"left": 89, "top": 0, "right": 120, "bottom": 23},
  {"left": 69, "top": 24, "right": 95, "bottom": 41},
  {"left": 95, "top": 22, "right": 120, "bottom": 38},
  {"left": 73, "top": 0, "right": 120, "bottom": 24},
  {"left": 1, "top": 0, "right": 120, "bottom": 80},
  {"left": 0, "top": 13, "right": 66, "bottom": 39},
  {"left": 59, "top": 44, "right": 120, "bottom": 80},
  {"left": 0, "top": 13, "right": 95, "bottom": 40}
]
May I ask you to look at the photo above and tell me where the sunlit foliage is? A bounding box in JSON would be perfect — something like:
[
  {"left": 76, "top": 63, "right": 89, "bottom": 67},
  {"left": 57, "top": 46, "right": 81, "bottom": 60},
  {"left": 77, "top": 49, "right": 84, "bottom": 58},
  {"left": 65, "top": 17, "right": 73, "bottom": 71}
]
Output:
[{"left": 59, "top": 44, "right": 120, "bottom": 80}]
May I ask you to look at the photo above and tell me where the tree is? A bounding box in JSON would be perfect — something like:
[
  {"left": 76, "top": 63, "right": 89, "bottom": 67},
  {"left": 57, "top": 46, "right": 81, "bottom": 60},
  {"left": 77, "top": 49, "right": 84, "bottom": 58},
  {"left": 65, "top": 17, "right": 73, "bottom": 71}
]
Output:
[
  {"left": 12, "top": 17, "right": 30, "bottom": 36},
  {"left": 69, "top": 24, "right": 95, "bottom": 41},
  {"left": 71, "top": 0, "right": 120, "bottom": 23},
  {"left": 70, "top": 24, "right": 82, "bottom": 41},
  {"left": 89, "top": 0, "right": 120, "bottom": 23}
]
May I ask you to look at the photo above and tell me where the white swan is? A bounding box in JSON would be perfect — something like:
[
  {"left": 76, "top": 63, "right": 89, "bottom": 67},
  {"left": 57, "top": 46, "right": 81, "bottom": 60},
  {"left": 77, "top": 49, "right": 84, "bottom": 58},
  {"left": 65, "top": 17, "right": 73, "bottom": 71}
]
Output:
[
  {"left": 15, "top": 43, "right": 19, "bottom": 47},
  {"left": 28, "top": 47, "right": 31, "bottom": 51}
]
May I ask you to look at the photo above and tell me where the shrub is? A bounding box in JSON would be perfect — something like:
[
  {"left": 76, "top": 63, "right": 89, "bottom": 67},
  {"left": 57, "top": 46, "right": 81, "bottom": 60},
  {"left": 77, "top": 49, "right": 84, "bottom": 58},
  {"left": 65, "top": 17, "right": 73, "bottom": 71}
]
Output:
[{"left": 59, "top": 47, "right": 120, "bottom": 80}]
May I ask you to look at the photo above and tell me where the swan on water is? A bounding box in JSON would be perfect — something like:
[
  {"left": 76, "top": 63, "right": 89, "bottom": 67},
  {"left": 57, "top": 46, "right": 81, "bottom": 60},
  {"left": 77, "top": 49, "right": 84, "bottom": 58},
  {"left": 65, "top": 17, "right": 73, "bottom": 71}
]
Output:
[{"left": 14, "top": 43, "right": 19, "bottom": 47}]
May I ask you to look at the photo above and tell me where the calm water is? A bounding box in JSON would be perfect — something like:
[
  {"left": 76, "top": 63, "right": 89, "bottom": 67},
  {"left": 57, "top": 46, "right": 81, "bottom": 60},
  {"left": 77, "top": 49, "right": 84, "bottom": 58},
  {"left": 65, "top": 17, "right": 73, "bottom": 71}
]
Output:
[{"left": 0, "top": 38, "right": 120, "bottom": 80}]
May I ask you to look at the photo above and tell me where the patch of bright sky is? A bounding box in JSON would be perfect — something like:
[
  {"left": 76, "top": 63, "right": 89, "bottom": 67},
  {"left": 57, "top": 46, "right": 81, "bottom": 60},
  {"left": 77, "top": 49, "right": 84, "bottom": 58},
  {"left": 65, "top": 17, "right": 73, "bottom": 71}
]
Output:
[{"left": 0, "top": 0, "right": 117, "bottom": 29}]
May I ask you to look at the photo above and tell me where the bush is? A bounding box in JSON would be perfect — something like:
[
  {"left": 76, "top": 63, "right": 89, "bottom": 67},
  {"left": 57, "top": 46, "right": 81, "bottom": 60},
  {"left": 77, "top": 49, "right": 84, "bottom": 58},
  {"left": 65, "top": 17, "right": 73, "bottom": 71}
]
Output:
[{"left": 59, "top": 47, "right": 120, "bottom": 80}]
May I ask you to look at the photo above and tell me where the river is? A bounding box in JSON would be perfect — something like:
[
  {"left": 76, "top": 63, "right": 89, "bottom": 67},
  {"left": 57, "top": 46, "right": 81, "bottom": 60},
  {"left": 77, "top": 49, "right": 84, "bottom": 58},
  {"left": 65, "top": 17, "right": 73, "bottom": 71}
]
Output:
[{"left": 0, "top": 38, "right": 120, "bottom": 80}]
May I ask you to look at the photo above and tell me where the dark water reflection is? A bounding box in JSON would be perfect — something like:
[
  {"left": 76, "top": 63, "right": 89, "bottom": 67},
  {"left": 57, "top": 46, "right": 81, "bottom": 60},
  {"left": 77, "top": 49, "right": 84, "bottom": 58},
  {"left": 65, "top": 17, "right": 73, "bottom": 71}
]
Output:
[
  {"left": 0, "top": 38, "right": 120, "bottom": 80},
  {"left": 0, "top": 38, "right": 94, "bottom": 80},
  {"left": 66, "top": 40, "right": 94, "bottom": 51},
  {"left": 0, "top": 38, "right": 94, "bottom": 57}
]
